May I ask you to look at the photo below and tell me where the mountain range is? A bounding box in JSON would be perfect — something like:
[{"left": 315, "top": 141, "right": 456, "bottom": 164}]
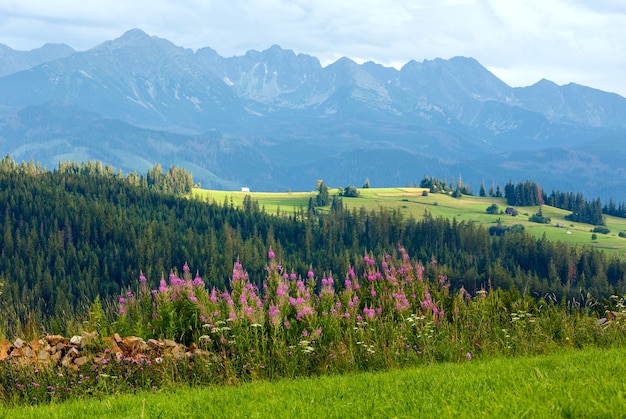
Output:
[{"left": 1, "top": 28, "right": 626, "bottom": 199}]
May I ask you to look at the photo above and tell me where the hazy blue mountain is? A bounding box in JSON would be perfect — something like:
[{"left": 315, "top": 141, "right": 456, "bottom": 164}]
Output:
[
  {"left": 0, "top": 29, "right": 247, "bottom": 132},
  {"left": 2, "top": 29, "right": 626, "bottom": 199},
  {"left": 0, "top": 42, "right": 75, "bottom": 77},
  {"left": 514, "top": 80, "right": 626, "bottom": 128},
  {"left": 197, "top": 44, "right": 322, "bottom": 106}
]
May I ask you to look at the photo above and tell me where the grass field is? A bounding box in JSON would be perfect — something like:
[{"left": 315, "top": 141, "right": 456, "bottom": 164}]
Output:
[
  {"left": 3, "top": 346, "right": 624, "bottom": 418},
  {"left": 194, "top": 187, "right": 626, "bottom": 257}
]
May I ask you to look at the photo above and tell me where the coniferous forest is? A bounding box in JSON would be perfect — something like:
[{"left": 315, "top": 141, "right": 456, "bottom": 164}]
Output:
[{"left": 1, "top": 155, "right": 626, "bottom": 337}]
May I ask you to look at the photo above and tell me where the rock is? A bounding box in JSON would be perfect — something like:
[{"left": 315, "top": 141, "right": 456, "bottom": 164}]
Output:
[
  {"left": 37, "top": 349, "right": 50, "bottom": 362},
  {"left": 109, "top": 341, "right": 123, "bottom": 355},
  {"left": 0, "top": 333, "right": 208, "bottom": 372},
  {"left": 51, "top": 351, "right": 62, "bottom": 364},
  {"left": 120, "top": 336, "right": 147, "bottom": 356},
  {"left": 61, "top": 347, "right": 80, "bottom": 368},
  {"left": 147, "top": 339, "right": 164, "bottom": 352},
  {"left": 45, "top": 335, "right": 65, "bottom": 346},
  {"left": 68, "top": 347, "right": 80, "bottom": 356},
  {"left": 171, "top": 344, "right": 187, "bottom": 359},
  {"left": 164, "top": 339, "right": 177, "bottom": 348},
  {"left": 30, "top": 339, "right": 48, "bottom": 353},
  {"left": 74, "top": 356, "right": 89, "bottom": 366},
  {"left": 70, "top": 335, "right": 83, "bottom": 346},
  {"left": 0, "top": 339, "right": 13, "bottom": 359},
  {"left": 21, "top": 346, "right": 34, "bottom": 359}
]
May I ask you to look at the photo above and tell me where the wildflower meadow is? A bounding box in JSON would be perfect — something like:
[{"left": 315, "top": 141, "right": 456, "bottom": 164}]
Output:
[{"left": 1, "top": 247, "right": 625, "bottom": 406}]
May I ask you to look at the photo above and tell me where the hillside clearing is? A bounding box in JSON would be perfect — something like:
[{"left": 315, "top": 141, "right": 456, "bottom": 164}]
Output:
[{"left": 193, "top": 187, "right": 626, "bottom": 257}]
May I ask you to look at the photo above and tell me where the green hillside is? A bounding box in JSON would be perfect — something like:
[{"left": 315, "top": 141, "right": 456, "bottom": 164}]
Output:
[
  {"left": 194, "top": 187, "right": 626, "bottom": 257},
  {"left": 3, "top": 157, "right": 626, "bottom": 338}
]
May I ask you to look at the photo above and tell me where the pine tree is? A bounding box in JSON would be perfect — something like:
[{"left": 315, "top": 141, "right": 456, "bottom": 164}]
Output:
[{"left": 479, "top": 181, "right": 487, "bottom": 197}]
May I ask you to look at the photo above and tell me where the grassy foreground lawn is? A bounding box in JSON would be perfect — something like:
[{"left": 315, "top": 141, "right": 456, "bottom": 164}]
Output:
[
  {"left": 194, "top": 187, "right": 626, "bottom": 257},
  {"left": 3, "top": 346, "right": 625, "bottom": 418}
]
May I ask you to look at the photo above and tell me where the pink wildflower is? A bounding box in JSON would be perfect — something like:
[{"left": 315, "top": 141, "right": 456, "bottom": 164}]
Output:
[
  {"left": 193, "top": 274, "right": 204, "bottom": 287},
  {"left": 363, "top": 307, "right": 376, "bottom": 319},
  {"left": 269, "top": 305, "right": 280, "bottom": 318}
]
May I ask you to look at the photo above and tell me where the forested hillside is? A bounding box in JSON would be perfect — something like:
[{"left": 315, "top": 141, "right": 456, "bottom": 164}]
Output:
[{"left": 1, "top": 156, "right": 625, "bottom": 335}]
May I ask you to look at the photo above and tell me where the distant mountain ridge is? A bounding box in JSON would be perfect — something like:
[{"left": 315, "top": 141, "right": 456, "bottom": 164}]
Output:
[
  {"left": 1, "top": 28, "right": 626, "bottom": 199},
  {"left": 0, "top": 42, "right": 75, "bottom": 77}
]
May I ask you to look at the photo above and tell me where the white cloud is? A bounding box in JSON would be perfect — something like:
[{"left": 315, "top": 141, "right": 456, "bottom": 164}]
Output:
[{"left": 0, "top": 0, "right": 624, "bottom": 96}]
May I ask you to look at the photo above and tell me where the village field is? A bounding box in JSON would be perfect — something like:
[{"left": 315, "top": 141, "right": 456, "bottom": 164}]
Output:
[{"left": 194, "top": 187, "right": 626, "bottom": 258}]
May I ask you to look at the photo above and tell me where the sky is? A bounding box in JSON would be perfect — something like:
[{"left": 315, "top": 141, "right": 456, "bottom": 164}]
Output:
[{"left": 1, "top": 0, "right": 625, "bottom": 97}]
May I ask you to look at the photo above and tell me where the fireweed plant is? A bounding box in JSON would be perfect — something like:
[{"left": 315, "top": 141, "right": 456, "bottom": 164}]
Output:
[
  {"left": 112, "top": 247, "right": 624, "bottom": 379},
  {"left": 2, "top": 247, "right": 625, "bottom": 405}
]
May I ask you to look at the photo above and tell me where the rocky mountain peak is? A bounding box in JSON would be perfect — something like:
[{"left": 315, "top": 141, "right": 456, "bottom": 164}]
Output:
[{"left": 2, "top": 29, "right": 626, "bottom": 197}]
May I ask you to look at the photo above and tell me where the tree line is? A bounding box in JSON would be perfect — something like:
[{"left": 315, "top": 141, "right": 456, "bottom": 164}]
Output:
[
  {"left": 1, "top": 158, "right": 626, "bottom": 335},
  {"left": 503, "top": 181, "right": 605, "bottom": 225}
]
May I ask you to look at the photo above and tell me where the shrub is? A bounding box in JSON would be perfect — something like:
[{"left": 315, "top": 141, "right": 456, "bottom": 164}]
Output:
[
  {"left": 529, "top": 209, "right": 551, "bottom": 224},
  {"left": 486, "top": 204, "right": 499, "bottom": 214},
  {"left": 340, "top": 186, "right": 359, "bottom": 198}
]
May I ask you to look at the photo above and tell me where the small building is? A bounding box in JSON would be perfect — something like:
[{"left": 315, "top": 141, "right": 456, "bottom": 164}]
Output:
[{"left": 241, "top": 187, "right": 250, "bottom": 193}]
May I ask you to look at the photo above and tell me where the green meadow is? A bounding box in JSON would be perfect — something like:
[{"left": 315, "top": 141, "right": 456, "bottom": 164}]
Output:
[
  {"left": 3, "top": 346, "right": 624, "bottom": 418},
  {"left": 194, "top": 187, "right": 626, "bottom": 257}
]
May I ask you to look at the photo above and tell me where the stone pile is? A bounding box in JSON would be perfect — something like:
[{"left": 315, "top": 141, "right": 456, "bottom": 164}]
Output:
[{"left": 0, "top": 332, "right": 202, "bottom": 370}]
